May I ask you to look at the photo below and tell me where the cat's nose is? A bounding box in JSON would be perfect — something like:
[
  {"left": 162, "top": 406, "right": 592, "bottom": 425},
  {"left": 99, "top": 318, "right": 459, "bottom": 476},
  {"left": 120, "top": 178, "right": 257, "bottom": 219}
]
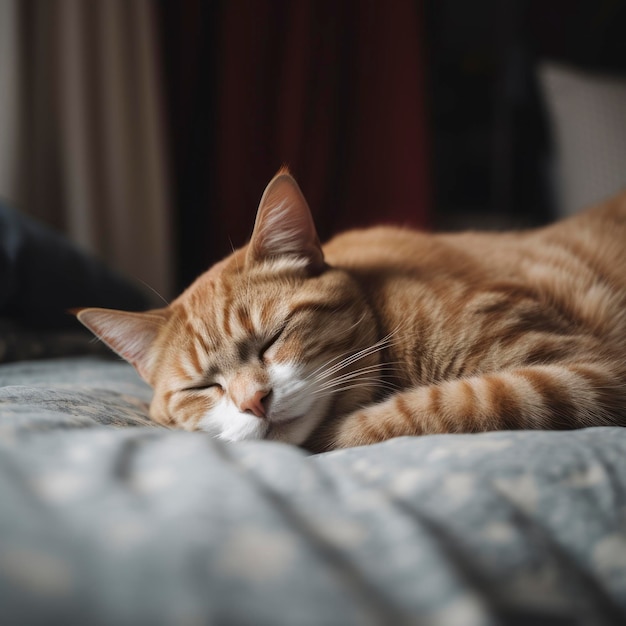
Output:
[{"left": 240, "top": 389, "right": 271, "bottom": 418}]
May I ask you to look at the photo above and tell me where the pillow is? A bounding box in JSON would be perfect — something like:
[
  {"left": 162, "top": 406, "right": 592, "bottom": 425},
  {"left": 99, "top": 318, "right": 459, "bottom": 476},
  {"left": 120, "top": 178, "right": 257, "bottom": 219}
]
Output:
[
  {"left": 0, "top": 201, "right": 154, "bottom": 331},
  {"left": 539, "top": 62, "right": 626, "bottom": 216},
  {"left": 0, "top": 318, "right": 111, "bottom": 363}
]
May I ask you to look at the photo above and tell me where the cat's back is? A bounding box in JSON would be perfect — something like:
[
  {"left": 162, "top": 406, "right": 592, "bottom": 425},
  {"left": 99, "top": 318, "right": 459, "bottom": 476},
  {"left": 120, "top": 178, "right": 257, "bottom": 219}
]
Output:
[
  {"left": 537, "top": 189, "right": 626, "bottom": 285},
  {"left": 323, "top": 223, "right": 495, "bottom": 281},
  {"left": 325, "top": 190, "right": 626, "bottom": 286},
  {"left": 323, "top": 191, "right": 626, "bottom": 353}
]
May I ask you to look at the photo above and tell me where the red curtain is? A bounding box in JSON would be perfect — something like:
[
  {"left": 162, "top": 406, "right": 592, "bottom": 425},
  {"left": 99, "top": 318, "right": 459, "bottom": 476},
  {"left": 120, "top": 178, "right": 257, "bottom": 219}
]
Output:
[{"left": 159, "top": 0, "right": 431, "bottom": 289}]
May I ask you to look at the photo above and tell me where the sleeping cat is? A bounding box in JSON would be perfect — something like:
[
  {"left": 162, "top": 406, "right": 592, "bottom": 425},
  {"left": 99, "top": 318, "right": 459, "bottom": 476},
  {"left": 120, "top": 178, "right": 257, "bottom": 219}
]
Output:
[{"left": 76, "top": 169, "right": 626, "bottom": 451}]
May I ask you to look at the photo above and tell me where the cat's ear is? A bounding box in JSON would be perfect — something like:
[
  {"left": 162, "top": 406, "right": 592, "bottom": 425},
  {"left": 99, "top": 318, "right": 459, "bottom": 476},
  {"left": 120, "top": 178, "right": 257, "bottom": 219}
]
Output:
[
  {"left": 73, "top": 307, "right": 169, "bottom": 382},
  {"left": 247, "top": 169, "right": 325, "bottom": 273}
]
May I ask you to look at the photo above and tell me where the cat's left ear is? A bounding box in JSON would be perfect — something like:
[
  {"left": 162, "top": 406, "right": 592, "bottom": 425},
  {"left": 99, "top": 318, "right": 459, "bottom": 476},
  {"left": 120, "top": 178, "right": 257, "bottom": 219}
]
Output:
[
  {"left": 247, "top": 169, "right": 325, "bottom": 273},
  {"left": 73, "top": 307, "right": 169, "bottom": 383}
]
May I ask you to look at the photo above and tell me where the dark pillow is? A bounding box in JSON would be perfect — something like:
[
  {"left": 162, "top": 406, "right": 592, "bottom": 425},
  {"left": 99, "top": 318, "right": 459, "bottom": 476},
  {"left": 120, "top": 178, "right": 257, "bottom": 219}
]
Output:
[{"left": 0, "top": 201, "right": 154, "bottom": 330}]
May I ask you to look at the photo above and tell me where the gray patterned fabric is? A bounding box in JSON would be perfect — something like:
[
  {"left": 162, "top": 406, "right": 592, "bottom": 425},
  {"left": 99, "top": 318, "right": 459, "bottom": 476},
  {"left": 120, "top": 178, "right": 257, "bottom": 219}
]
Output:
[{"left": 1, "top": 357, "right": 626, "bottom": 625}]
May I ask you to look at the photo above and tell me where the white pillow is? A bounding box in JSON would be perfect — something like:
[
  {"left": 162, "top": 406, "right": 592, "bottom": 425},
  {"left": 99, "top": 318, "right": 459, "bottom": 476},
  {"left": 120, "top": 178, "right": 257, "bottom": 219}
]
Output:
[{"left": 539, "top": 62, "right": 626, "bottom": 216}]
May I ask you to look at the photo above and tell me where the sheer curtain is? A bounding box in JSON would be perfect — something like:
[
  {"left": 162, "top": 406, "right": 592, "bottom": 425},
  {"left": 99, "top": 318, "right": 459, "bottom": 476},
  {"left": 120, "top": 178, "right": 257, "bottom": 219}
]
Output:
[{"left": 0, "top": 0, "right": 173, "bottom": 299}]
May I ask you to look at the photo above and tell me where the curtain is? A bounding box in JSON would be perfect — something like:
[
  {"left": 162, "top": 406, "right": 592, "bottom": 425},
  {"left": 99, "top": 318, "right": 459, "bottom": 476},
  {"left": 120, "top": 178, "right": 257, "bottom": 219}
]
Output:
[
  {"left": 0, "top": 0, "right": 21, "bottom": 204},
  {"left": 159, "top": 0, "right": 431, "bottom": 290},
  {"left": 0, "top": 0, "right": 173, "bottom": 299}
]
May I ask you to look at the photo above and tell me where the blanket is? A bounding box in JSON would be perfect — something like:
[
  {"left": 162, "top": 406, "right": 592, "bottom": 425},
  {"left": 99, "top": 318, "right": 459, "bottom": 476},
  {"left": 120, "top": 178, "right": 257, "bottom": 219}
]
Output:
[{"left": 1, "top": 356, "right": 625, "bottom": 625}]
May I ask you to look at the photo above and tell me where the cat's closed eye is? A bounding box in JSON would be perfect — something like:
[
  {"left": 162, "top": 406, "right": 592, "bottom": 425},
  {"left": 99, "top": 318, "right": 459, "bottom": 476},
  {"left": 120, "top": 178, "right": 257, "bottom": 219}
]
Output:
[
  {"left": 183, "top": 382, "right": 223, "bottom": 393},
  {"left": 260, "top": 325, "right": 288, "bottom": 360}
]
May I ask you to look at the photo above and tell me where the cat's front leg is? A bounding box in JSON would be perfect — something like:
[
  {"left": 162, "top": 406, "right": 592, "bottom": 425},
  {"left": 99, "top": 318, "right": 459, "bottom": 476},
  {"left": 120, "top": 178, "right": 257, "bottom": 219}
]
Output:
[{"left": 326, "top": 362, "right": 626, "bottom": 450}]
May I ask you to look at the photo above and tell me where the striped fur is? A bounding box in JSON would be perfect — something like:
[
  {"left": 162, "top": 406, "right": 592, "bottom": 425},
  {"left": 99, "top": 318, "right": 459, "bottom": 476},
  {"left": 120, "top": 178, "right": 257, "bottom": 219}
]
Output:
[{"left": 77, "top": 171, "right": 626, "bottom": 450}]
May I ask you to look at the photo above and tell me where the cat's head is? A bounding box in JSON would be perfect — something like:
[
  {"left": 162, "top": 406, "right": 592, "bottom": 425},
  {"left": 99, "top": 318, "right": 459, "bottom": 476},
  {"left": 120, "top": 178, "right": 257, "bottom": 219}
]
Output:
[{"left": 76, "top": 169, "right": 379, "bottom": 446}]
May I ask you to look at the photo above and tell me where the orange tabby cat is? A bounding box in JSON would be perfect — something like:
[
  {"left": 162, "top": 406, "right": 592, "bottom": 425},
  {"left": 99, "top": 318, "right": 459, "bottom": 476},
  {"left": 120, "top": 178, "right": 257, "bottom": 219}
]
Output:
[{"left": 76, "top": 169, "right": 626, "bottom": 450}]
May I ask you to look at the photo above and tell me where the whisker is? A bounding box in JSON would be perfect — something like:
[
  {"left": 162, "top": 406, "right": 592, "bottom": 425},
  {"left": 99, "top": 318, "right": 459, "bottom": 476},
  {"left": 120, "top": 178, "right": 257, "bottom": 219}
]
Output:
[
  {"left": 315, "top": 336, "right": 398, "bottom": 380},
  {"left": 315, "top": 371, "right": 403, "bottom": 394},
  {"left": 315, "top": 375, "right": 383, "bottom": 393},
  {"left": 311, "top": 380, "right": 399, "bottom": 399},
  {"left": 136, "top": 277, "right": 170, "bottom": 306},
  {"left": 315, "top": 362, "right": 403, "bottom": 391},
  {"left": 306, "top": 322, "right": 405, "bottom": 382},
  {"left": 229, "top": 237, "right": 243, "bottom": 281},
  {"left": 319, "top": 340, "right": 390, "bottom": 377},
  {"left": 311, "top": 381, "right": 377, "bottom": 396},
  {"left": 306, "top": 339, "right": 372, "bottom": 380}
]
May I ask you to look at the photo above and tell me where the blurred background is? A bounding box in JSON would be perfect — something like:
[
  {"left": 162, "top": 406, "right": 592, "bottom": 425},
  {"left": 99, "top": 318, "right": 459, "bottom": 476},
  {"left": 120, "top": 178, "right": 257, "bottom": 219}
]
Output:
[{"left": 0, "top": 0, "right": 625, "bottom": 300}]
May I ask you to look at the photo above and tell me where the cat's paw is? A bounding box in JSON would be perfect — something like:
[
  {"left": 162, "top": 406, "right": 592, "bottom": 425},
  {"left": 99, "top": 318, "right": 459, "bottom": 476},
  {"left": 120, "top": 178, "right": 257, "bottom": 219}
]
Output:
[
  {"left": 331, "top": 400, "right": 413, "bottom": 449},
  {"left": 327, "top": 413, "right": 365, "bottom": 449}
]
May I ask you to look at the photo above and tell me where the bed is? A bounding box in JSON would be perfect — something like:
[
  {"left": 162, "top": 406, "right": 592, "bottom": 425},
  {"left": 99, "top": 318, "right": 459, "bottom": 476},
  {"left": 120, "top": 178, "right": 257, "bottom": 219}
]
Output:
[{"left": 2, "top": 204, "right": 626, "bottom": 625}]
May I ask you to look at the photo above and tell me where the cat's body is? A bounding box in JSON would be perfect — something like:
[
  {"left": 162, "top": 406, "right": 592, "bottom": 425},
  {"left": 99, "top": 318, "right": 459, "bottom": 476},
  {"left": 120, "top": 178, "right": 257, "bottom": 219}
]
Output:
[{"left": 77, "top": 170, "right": 626, "bottom": 450}]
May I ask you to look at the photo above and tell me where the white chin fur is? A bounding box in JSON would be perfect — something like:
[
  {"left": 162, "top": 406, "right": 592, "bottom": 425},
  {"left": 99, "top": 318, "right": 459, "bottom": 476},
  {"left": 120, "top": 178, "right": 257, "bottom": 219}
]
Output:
[
  {"left": 199, "top": 401, "right": 268, "bottom": 442},
  {"left": 196, "top": 361, "right": 328, "bottom": 445}
]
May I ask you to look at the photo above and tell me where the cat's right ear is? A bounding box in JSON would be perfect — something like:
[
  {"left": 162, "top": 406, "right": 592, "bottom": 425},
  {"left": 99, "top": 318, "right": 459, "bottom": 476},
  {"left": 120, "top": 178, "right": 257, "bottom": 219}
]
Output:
[
  {"left": 73, "top": 307, "right": 169, "bottom": 383},
  {"left": 247, "top": 169, "right": 325, "bottom": 273}
]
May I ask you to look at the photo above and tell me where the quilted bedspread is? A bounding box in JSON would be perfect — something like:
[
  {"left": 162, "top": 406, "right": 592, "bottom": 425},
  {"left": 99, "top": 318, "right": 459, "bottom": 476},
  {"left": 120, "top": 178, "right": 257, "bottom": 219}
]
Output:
[{"left": 1, "top": 356, "right": 626, "bottom": 625}]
